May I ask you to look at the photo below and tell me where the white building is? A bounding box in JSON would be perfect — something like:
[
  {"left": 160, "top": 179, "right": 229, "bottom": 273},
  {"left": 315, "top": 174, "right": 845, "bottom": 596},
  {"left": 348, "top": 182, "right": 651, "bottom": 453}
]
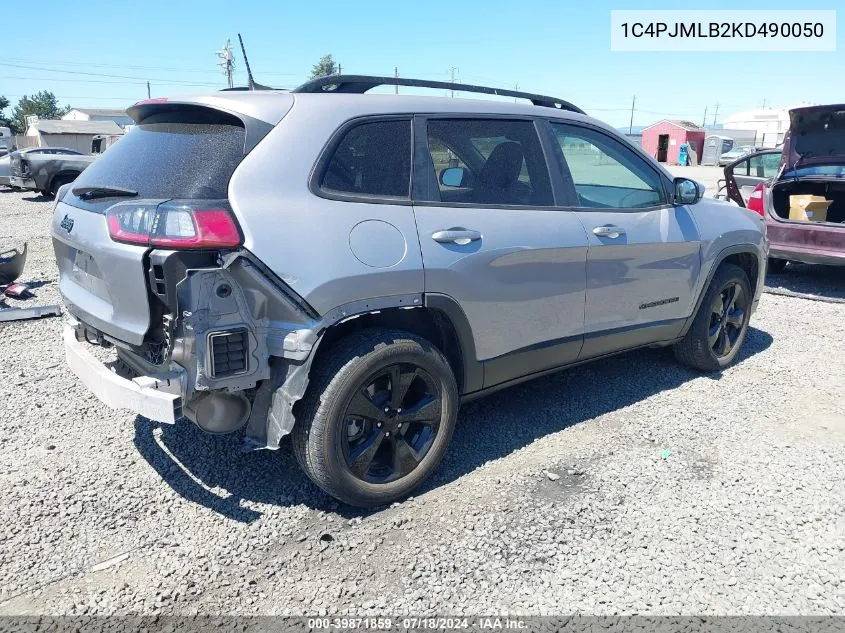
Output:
[
  {"left": 25, "top": 116, "right": 124, "bottom": 154},
  {"left": 62, "top": 108, "right": 133, "bottom": 129},
  {"left": 722, "top": 105, "right": 814, "bottom": 147}
]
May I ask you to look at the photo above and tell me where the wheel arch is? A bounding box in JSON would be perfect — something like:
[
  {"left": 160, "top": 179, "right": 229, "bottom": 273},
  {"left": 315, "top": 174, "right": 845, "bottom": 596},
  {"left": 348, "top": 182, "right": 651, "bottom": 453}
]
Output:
[
  {"left": 312, "top": 294, "right": 482, "bottom": 394},
  {"left": 48, "top": 170, "right": 81, "bottom": 194},
  {"left": 680, "top": 244, "right": 763, "bottom": 338}
]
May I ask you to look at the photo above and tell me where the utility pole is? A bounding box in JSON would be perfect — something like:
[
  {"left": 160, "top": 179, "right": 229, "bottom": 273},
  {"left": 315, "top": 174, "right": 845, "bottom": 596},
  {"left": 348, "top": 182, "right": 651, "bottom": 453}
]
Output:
[
  {"left": 702, "top": 105, "right": 708, "bottom": 127},
  {"left": 338, "top": 64, "right": 342, "bottom": 75},
  {"left": 762, "top": 97, "right": 767, "bottom": 108},
  {"left": 514, "top": 83, "right": 519, "bottom": 103},
  {"left": 449, "top": 66, "right": 458, "bottom": 98},
  {"left": 146, "top": 81, "right": 151, "bottom": 99},
  {"left": 628, "top": 95, "right": 636, "bottom": 135},
  {"left": 712, "top": 103, "right": 720, "bottom": 127},
  {"left": 394, "top": 67, "right": 399, "bottom": 94},
  {"left": 215, "top": 39, "right": 235, "bottom": 89}
]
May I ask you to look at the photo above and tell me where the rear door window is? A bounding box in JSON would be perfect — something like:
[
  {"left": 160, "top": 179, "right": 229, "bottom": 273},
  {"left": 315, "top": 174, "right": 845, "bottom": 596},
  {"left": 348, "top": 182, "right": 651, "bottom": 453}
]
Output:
[
  {"left": 422, "top": 118, "right": 553, "bottom": 206},
  {"left": 66, "top": 114, "right": 246, "bottom": 209},
  {"left": 320, "top": 119, "right": 412, "bottom": 199}
]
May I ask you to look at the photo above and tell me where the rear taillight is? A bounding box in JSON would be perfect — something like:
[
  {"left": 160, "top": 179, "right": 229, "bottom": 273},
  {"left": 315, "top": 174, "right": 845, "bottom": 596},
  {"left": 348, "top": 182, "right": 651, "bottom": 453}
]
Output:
[
  {"left": 747, "top": 182, "right": 765, "bottom": 217},
  {"left": 106, "top": 200, "right": 242, "bottom": 249}
]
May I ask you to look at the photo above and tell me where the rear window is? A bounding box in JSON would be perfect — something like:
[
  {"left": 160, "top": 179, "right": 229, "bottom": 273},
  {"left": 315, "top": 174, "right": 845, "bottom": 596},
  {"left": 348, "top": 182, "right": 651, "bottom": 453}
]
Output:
[{"left": 68, "top": 119, "right": 245, "bottom": 205}]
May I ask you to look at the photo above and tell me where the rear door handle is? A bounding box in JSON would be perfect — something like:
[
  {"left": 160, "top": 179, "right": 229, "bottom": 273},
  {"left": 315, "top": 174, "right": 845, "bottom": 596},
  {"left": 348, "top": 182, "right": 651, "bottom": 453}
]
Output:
[
  {"left": 592, "top": 225, "right": 626, "bottom": 239},
  {"left": 432, "top": 228, "right": 482, "bottom": 244}
]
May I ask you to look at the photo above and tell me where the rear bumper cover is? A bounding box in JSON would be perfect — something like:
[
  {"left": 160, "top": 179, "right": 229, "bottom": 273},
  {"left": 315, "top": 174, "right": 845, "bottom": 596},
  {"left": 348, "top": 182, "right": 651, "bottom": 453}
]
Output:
[
  {"left": 63, "top": 320, "right": 184, "bottom": 423},
  {"left": 9, "top": 176, "right": 36, "bottom": 189}
]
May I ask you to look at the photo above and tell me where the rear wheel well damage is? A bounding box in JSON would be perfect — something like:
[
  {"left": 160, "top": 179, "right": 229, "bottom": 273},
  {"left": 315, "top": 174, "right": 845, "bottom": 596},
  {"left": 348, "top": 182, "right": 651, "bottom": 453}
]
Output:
[
  {"left": 249, "top": 304, "right": 469, "bottom": 451},
  {"left": 312, "top": 307, "right": 465, "bottom": 391}
]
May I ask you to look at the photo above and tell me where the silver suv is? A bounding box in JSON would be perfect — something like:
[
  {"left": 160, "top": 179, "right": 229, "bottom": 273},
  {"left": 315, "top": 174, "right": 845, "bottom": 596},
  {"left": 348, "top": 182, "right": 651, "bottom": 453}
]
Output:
[{"left": 51, "top": 76, "right": 767, "bottom": 507}]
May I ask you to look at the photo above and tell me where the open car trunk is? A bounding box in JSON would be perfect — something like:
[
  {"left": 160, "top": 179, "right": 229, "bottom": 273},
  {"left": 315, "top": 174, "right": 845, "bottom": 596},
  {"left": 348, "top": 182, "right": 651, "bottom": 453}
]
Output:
[{"left": 771, "top": 179, "right": 845, "bottom": 225}]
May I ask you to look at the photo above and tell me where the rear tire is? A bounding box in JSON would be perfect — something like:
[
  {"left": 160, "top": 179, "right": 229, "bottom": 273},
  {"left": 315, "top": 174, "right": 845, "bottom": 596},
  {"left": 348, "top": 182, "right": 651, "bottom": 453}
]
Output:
[
  {"left": 674, "top": 263, "right": 752, "bottom": 372},
  {"left": 292, "top": 329, "right": 459, "bottom": 508},
  {"left": 48, "top": 174, "right": 77, "bottom": 198},
  {"left": 767, "top": 258, "right": 788, "bottom": 274}
]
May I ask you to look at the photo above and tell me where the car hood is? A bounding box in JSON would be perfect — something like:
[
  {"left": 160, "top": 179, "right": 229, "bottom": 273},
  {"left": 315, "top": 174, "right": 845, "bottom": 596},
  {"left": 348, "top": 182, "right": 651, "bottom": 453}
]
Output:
[{"left": 782, "top": 104, "right": 845, "bottom": 169}]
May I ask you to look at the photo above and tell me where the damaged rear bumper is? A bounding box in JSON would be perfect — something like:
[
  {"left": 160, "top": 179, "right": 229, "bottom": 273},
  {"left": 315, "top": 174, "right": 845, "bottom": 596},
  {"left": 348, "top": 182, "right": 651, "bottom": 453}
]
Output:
[
  {"left": 9, "top": 176, "right": 36, "bottom": 190},
  {"left": 63, "top": 319, "right": 185, "bottom": 423}
]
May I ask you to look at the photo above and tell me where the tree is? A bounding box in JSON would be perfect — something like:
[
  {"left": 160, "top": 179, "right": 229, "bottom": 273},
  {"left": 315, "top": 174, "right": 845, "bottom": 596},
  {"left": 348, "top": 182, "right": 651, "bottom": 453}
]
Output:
[
  {"left": 11, "top": 91, "right": 71, "bottom": 133},
  {"left": 0, "top": 95, "right": 12, "bottom": 130},
  {"left": 309, "top": 54, "right": 338, "bottom": 79}
]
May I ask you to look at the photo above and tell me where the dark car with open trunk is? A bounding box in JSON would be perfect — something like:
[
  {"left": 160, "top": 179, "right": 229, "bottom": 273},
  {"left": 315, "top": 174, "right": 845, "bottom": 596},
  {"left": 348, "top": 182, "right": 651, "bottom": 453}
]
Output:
[{"left": 723, "top": 104, "right": 845, "bottom": 272}]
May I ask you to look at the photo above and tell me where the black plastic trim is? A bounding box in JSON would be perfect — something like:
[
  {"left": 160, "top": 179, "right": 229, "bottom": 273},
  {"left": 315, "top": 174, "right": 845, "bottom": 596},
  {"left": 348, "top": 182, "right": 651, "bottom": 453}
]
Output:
[
  {"left": 678, "top": 244, "right": 764, "bottom": 338},
  {"left": 293, "top": 75, "right": 585, "bottom": 114},
  {"left": 483, "top": 336, "right": 583, "bottom": 388},
  {"left": 148, "top": 250, "right": 219, "bottom": 313},
  {"left": 423, "top": 293, "right": 484, "bottom": 394},
  {"left": 580, "top": 318, "right": 685, "bottom": 359},
  {"left": 462, "top": 318, "right": 687, "bottom": 403}
]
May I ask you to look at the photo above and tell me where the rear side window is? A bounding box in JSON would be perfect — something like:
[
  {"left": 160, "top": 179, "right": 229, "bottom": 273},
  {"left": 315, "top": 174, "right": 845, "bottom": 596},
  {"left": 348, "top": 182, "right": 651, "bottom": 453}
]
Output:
[
  {"left": 320, "top": 119, "right": 412, "bottom": 198},
  {"left": 69, "top": 118, "right": 245, "bottom": 203}
]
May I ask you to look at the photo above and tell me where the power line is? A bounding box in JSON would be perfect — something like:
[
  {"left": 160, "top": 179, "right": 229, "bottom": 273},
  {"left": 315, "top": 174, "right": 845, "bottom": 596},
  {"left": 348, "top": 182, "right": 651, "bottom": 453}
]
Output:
[
  {"left": 0, "top": 61, "right": 224, "bottom": 86},
  {"left": 0, "top": 74, "right": 176, "bottom": 85},
  {"left": 2, "top": 94, "right": 143, "bottom": 100},
  {"left": 0, "top": 55, "right": 300, "bottom": 76}
]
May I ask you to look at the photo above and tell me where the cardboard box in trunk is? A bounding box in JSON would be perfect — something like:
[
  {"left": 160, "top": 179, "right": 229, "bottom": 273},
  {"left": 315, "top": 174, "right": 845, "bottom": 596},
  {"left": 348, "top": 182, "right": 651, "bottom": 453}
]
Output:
[{"left": 789, "top": 194, "right": 832, "bottom": 222}]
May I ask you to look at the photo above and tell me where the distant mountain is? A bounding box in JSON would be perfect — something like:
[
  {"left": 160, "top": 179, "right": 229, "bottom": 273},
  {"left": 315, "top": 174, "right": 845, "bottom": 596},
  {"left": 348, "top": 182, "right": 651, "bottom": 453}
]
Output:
[{"left": 617, "top": 126, "right": 645, "bottom": 134}]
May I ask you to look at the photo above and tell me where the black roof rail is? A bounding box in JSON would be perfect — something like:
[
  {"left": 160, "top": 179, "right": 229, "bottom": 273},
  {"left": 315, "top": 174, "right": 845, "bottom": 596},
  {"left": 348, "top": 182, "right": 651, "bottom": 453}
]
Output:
[{"left": 292, "top": 75, "right": 585, "bottom": 114}]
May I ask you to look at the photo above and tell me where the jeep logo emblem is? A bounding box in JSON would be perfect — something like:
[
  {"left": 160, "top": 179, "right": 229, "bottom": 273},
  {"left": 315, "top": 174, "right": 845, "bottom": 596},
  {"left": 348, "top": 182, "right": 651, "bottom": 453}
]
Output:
[{"left": 60, "top": 214, "right": 74, "bottom": 233}]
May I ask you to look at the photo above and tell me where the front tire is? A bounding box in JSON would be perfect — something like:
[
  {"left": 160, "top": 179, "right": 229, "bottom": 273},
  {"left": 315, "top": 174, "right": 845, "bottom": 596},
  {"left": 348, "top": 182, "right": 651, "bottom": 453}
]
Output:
[
  {"left": 674, "top": 263, "right": 752, "bottom": 372},
  {"left": 292, "top": 329, "right": 459, "bottom": 508}
]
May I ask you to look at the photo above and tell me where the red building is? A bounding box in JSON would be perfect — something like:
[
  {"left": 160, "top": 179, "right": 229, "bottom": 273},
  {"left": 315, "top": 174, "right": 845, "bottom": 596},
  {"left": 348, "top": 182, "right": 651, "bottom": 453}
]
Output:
[{"left": 641, "top": 120, "right": 705, "bottom": 165}]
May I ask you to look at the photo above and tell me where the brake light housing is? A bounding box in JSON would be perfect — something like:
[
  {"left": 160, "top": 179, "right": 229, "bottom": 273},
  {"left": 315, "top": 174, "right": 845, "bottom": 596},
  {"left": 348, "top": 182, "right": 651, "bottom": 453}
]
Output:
[
  {"left": 106, "top": 200, "right": 242, "bottom": 249},
  {"left": 747, "top": 182, "right": 766, "bottom": 217}
]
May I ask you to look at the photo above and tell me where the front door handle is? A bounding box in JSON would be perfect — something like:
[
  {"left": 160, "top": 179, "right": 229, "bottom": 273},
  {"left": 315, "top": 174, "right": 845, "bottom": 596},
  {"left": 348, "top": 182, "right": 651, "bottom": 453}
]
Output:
[
  {"left": 432, "top": 228, "right": 482, "bottom": 244},
  {"left": 592, "top": 225, "right": 626, "bottom": 239}
]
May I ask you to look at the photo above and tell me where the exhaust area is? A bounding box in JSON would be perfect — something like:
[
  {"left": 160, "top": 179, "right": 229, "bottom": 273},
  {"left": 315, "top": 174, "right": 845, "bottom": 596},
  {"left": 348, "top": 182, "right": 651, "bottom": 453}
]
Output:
[{"left": 184, "top": 391, "right": 251, "bottom": 434}]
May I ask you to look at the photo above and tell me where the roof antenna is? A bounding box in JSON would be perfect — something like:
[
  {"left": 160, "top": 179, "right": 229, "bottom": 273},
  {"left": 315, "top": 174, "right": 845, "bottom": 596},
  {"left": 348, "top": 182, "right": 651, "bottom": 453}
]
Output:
[{"left": 237, "top": 33, "right": 272, "bottom": 90}]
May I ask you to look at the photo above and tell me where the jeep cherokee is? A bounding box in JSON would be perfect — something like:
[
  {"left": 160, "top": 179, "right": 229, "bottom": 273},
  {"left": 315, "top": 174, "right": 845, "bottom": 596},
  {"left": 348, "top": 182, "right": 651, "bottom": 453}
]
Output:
[{"left": 52, "top": 75, "right": 767, "bottom": 507}]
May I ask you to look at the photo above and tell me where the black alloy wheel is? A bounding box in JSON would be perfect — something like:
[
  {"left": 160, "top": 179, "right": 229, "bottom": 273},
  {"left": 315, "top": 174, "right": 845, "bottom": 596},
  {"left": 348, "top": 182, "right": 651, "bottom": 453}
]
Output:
[
  {"left": 708, "top": 281, "right": 748, "bottom": 359},
  {"left": 342, "top": 363, "right": 441, "bottom": 483}
]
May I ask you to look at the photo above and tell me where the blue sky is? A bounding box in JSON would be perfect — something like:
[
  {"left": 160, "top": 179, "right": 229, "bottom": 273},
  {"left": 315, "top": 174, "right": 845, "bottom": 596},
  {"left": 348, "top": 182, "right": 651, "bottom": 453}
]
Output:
[{"left": 1, "top": 0, "right": 841, "bottom": 128}]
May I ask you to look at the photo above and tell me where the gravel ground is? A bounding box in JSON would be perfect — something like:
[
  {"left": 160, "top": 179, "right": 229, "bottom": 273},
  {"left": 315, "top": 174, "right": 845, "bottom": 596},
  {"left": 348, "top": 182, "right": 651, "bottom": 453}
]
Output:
[{"left": 1, "top": 188, "right": 844, "bottom": 616}]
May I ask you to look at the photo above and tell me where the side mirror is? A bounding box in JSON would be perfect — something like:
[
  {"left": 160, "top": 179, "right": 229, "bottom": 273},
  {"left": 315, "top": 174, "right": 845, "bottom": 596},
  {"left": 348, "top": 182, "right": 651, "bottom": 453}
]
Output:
[
  {"left": 674, "top": 177, "right": 703, "bottom": 205},
  {"left": 440, "top": 166, "right": 467, "bottom": 188}
]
